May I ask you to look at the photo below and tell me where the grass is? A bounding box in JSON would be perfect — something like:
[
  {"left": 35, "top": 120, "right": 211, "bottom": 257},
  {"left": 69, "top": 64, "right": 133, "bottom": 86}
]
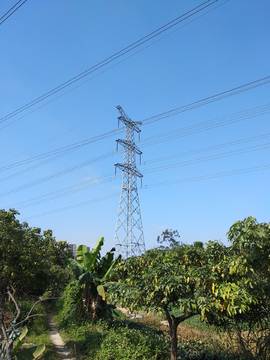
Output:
[
  {"left": 50, "top": 295, "right": 245, "bottom": 360},
  {"left": 51, "top": 298, "right": 170, "bottom": 360},
  {"left": 7, "top": 295, "right": 267, "bottom": 359}
]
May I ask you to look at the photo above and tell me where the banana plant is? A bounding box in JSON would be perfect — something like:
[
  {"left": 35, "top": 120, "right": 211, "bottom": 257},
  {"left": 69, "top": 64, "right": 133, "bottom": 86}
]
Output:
[
  {"left": 13, "top": 327, "right": 45, "bottom": 360},
  {"left": 0, "top": 326, "right": 45, "bottom": 360},
  {"left": 67, "top": 237, "right": 121, "bottom": 321},
  {"left": 0, "top": 292, "right": 45, "bottom": 360}
]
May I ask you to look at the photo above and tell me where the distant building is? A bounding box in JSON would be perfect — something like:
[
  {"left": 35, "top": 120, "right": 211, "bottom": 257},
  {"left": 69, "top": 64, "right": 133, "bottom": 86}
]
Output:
[{"left": 68, "top": 243, "right": 77, "bottom": 260}]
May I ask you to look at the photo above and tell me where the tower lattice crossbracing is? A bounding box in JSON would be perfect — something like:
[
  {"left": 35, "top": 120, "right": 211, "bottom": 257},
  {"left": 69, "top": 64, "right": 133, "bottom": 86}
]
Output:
[{"left": 114, "top": 106, "right": 146, "bottom": 259}]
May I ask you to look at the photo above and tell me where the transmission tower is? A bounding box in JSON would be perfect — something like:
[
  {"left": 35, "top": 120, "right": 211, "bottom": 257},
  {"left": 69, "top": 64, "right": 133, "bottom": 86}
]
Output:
[{"left": 114, "top": 106, "right": 146, "bottom": 258}]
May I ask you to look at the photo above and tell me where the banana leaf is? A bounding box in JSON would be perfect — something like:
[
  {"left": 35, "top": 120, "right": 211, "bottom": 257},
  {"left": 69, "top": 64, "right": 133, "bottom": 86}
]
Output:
[
  {"left": 76, "top": 245, "right": 89, "bottom": 268},
  {"left": 68, "top": 258, "right": 85, "bottom": 277},
  {"left": 97, "top": 284, "right": 106, "bottom": 300},
  {"left": 14, "top": 343, "right": 45, "bottom": 360},
  {"left": 88, "top": 237, "right": 104, "bottom": 270},
  {"left": 77, "top": 271, "right": 93, "bottom": 285},
  {"left": 13, "top": 327, "right": 28, "bottom": 353},
  {"left": 101, "top": 255, "right": 121, "bottom": 283}
]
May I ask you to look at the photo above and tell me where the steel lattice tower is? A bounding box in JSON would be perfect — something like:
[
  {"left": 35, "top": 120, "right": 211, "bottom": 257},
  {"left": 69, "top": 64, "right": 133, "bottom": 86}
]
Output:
[{"left": 114, "top": 106, "right": 146, "bottom": 258}]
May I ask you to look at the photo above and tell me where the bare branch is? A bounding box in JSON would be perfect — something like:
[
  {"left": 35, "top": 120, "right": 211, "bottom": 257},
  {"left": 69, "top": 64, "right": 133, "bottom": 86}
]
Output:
[
  {"left": 7, "top": 291, "right": 21, "bottom": 323},
  {"left": 15, "top": 314, "right": 43, "bottom": 328},
  {"left": 14, "top": 296, "right": 60, "bottom": 328}
]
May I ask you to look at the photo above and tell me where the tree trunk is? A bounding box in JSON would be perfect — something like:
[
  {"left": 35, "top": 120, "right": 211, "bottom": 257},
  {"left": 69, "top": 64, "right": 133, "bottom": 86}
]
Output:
[
  {"left": 164, "top": 307, "right": 178, "bottom": 360},
  {"left": 170, "top": 320, "right": 178, "bottom": 360},
  {"left": 164, "top": 306, "right": 195, "bottom": 360}
]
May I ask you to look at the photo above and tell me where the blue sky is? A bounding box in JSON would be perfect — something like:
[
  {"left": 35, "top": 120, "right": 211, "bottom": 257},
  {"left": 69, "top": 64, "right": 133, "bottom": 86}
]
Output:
[{"left": 1, "top": 0, "right": 269, "bottom": 255}]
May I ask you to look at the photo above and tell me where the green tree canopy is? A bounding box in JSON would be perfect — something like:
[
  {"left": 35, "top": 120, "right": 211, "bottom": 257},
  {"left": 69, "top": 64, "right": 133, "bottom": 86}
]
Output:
[
  {"left": 109, "top": 217, "right": 270, "bottom": 360},
  {"left": 0, "top": 209, "right": 73, "bottom": 297}
]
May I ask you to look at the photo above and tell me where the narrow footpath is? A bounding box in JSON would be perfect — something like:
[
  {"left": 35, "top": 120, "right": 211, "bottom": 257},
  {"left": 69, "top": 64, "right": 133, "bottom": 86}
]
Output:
[{"left": 44, "top": 303, "right": 76, "bottom": 360}]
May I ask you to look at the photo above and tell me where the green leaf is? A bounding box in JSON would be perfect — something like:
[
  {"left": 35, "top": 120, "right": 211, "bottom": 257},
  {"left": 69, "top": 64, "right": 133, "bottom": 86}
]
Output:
[
  {"left": 89, "top": 237, "right": 104, "bottom": 270},
  {"left": 78, "top": 271, "right": 92, "bottom": 285},
  {"left": 97, "top": 284, "right": 106, "bottom": 300},
  {"left": 14, "top": 344, "right": 45, "bottom": 360},
  {"left": 13, "top": 339, "right": 23, "bottom": 354},
  {"left": 101, "top": 255, "right": 121, "bottom": 283},
  {"left": 68, "top": 258, "right": 84, "bottom": 276},
  {"left": 13, "top": 327, "right": 28, "bottom": 353},
  {"left": 76, "top": 245, "right": 89, "bottom": 268}
]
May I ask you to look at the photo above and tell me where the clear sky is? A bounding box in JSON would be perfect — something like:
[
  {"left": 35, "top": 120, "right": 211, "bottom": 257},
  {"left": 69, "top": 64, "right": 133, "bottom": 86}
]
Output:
[{"left": 1, "top": 0, "right": 269, "bottom": 255}]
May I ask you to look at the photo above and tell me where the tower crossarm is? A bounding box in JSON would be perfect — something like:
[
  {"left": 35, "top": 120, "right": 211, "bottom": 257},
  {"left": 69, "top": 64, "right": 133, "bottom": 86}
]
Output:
[
  {"left": 116, "top": 139, "right": 142, "bottom": 155},
  {"left": 114, "top": 163, "right": 143, "bottom": 178},
  {"left": 117, "top": 105, "right": 142, "bottom": 133}
]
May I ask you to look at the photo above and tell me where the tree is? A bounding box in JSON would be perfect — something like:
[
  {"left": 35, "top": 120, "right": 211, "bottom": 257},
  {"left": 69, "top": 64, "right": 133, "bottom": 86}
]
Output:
[
  {"left": 68, "top": 237, "right": 121, "bottom": 322},
  {"left": 156, "top": 229, "right": 180, "bottom": 249},
  {"left": 0, "top": 209, "right": 73, "bottom": 358},
  {"left": 109, "top": 219, "right": 270, "bottom": 360},
  {"left": 0, "top": 209, "right": 73, "bottom": 297}
]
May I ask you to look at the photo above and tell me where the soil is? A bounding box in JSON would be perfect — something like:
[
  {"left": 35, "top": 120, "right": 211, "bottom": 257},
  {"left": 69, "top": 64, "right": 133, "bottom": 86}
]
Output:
[
  {"left": 44, "top": 302, "right": 76, "bottom": 360},
  {"left": 116, "top": 307, "right": 211, "bottom": 341}
]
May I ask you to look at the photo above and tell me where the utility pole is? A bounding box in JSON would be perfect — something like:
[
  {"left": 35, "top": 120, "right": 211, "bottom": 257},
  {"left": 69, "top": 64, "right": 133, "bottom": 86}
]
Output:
[{"left": 114, "top": 106, "right": 146, "bottom": 258}]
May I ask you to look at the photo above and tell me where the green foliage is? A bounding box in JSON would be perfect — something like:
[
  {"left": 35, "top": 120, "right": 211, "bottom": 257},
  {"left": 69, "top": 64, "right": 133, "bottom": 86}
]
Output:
[
  {"left": 51, "top": 296, "right": 241, "bottom": 360},
  {"left": 67, "top": 238, "right": 121, "bottom": 322},
  {"left": 61, "top": 282, "right": 83, "bottom": 321},
  {"left": 51, "top": 297, "right": 170, "bottom": 360},
  {"left": 13, "top": 327, "right": 45, "bottom": 360},
  {"left": 110, "top": 218, "right": 270, "bottom": 360},
  {"left": 0, "top": 209, "right": 73, "bottom": 296}
]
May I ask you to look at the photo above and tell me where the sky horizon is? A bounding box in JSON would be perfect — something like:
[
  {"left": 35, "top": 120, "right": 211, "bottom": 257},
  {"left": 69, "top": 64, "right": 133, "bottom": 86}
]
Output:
[{"left": 1, "top": 0, "right": 269, "bottom": 255}]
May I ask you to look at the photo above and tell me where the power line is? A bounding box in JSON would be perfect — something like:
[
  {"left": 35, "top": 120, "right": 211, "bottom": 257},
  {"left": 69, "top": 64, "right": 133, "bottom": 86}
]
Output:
[
  {"left": 143, "top": 164, "right": 270, "bottom": 189},
  {"left": 0, "top": 103, "right": 268, "bottom": 194},
  {"left": 142, "top": 142, "right": 270, "bottom": 174},
  {"left": 140, "top": 104, "right": 270, "bottom": 148},
  {"left": 140, "top": 76, "right": 270, "bottom": 126},
  {"left": 21, "top": 163, "right": 270, "bottom": 220},
  {"left": 0, "top": 0, "right": 27, "bottom": 25},
  {"left": 0, "top": 127, "right": 124, "bottom": 172},
  {"left": 5, "top": 173, "right": 120, "bottom": 210},
  {"left": 23, "top": 192, "right": 120, "bottom": 220},
  {"left": 1, "top": 101, "right": 269, "bottom": 177},
  {"left": 0, "top": 151, "right": 116, "bottom": 197},
  {"left": 4, "top": 130, "right": 270, "bottom": 210},
  {"left": 2, "top": 72, "right": 268, "bottom": 170},
  {"left": 142, "top": 133, "right": 270, "bottom": 165},
  {"left": 0, "top": 0, "right": 224, "bottom": 125}
]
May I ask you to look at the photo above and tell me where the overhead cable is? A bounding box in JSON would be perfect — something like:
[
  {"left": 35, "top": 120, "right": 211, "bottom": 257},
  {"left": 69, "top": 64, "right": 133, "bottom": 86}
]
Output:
[
  {"left": 0, "top": 0, "right": 27, "bottom": 25},
  {"left": 1, "top": 102, "right": 269, "bottom": 175},
  {"left": 143, "top": 164, "right": 270, "bottom": 189},
  {"left": 140, "top": 76, "right": 270, "bottom": 125},
  {"left": 0, "top": 103, "right": 268, "bottom": 191},
  {"left": 4, "top": 131, "right": 270, "bottom": 209},
  {"left": 0, "top": 127, "right": 124, "bottom": 172},
  {"left": 0, "top": 152, "right": 116, "bottom": 197},
  {"left": 0, "top": 0, "right": 224, "bottom": 125},
  {"left": 5, "top": 172, "right": 120, "bottom": 210},
  {"left": 21, "top": 163, "right": 270, "bottom": 220}
]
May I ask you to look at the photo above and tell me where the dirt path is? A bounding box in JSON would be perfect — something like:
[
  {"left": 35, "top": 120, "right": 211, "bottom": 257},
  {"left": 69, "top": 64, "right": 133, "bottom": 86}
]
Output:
[{"left": 45, "top": 303, "right": 76, "bottom": 360}]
